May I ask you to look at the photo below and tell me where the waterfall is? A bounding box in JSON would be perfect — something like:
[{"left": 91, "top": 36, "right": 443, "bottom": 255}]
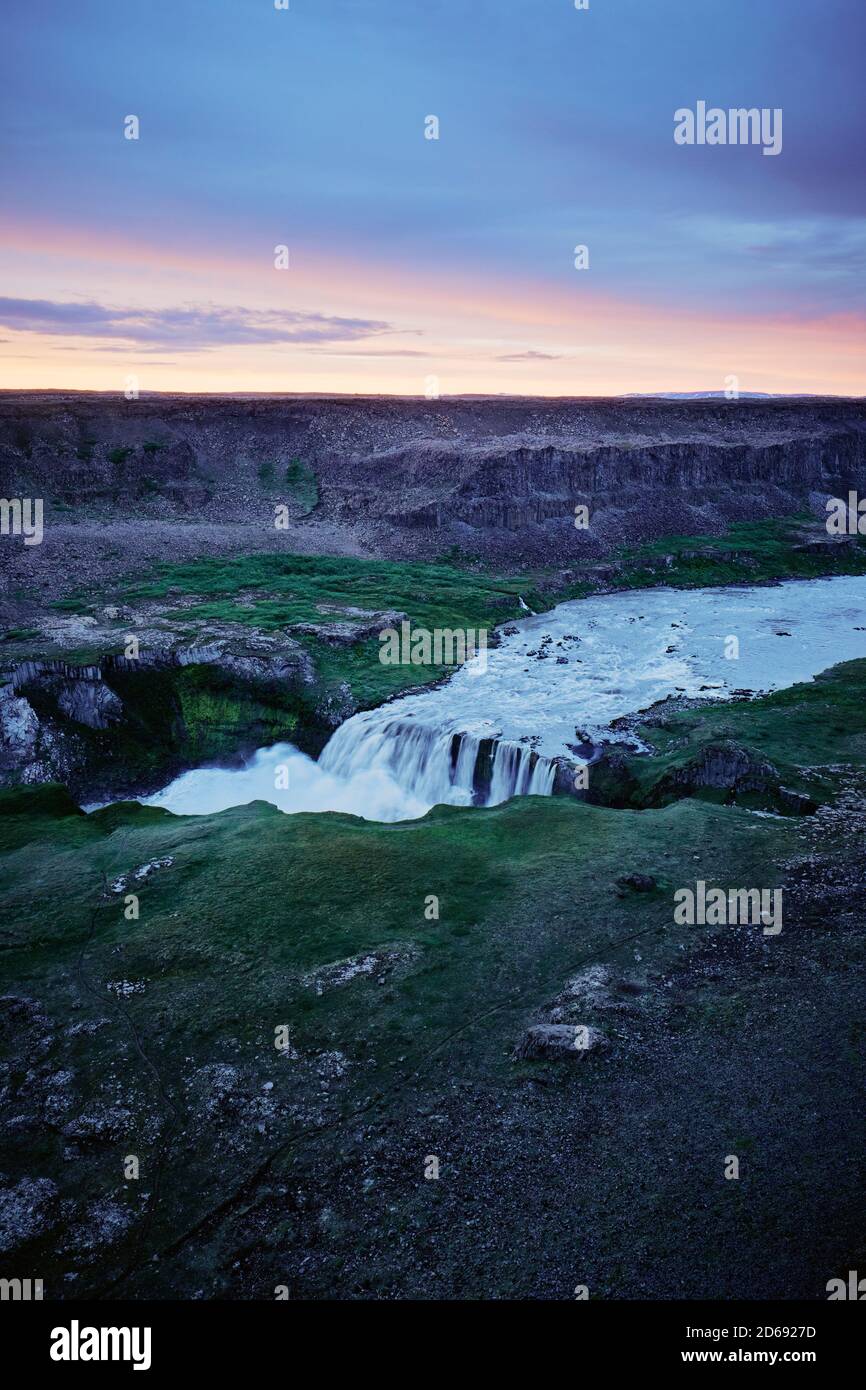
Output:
[
  {"left": 489, "top": 739, "right": 556, "bottom": 802},
  {"left": 319, "top": 709, "right": 555, "bottom": 810},
  {"left": 104, "top": 575, "right": 866, "bottom": 824}
]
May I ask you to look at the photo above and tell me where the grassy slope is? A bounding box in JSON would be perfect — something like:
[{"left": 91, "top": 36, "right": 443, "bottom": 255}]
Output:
[
  {"left": 617, "top": 516, "right": 866, "bottom": 589},
  {"left": 0, "top": 781, "right": 806, "bottom": 1295},
  {"left": 119, "top": 551, "right": 542, "bottom": 707},
  {"left": 613, "top": 659, "right": 866, "bottom": 811},
  {"left": 3, "top": 518, "right": 866, "bottom": 1295}
]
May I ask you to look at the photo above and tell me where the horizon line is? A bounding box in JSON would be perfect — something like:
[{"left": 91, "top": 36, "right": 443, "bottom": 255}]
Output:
[{"left": 1, "top": 387, "right": 863, "bottom": 403}]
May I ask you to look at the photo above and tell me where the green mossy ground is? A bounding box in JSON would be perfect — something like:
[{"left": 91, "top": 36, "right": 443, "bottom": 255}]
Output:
[
  {"left": 617, "top": 516, "right": 866, "bottom": 589},
  {"left": 2, "top": 522, "right": 866, "bottom": 1296},
  {"left": 604, "top": 659, "right": 866, "bottom": 813},
  {"left": 0, "top": 779, "right": 807, "bottom": 1296},
  {"left": 116, "top": 516, "right": 866, "bottom": 616},
  {"left": 2, "top": 727, "right": 864, "bottom": 1297},
  {"left": 118, "top": 552, "right": 540, "bottom": 706}
]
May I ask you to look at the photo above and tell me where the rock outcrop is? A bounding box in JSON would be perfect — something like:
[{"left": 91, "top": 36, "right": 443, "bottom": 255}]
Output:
[
  {"left": 0, "top": 621, "right": 320, "bottom": 797},
  {"left": 513, "top": 1022, "right": 605, "bottom": 1060},
  {"left": 644, "top": 741, "right": 818, "bottom": 813}
]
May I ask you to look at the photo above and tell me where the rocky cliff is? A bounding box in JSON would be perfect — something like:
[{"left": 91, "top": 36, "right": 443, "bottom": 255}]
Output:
[{"left": 2, "top": 392, "right": 864, "bottom": 567}]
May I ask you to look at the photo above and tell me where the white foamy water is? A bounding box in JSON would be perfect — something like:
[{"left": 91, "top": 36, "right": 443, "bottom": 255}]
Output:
[
  {"left": 137, "top": 743, "right": 431, "bottom": 822},
  {"left": 133, "top": 575, "right": 866, "bottom": 822}
]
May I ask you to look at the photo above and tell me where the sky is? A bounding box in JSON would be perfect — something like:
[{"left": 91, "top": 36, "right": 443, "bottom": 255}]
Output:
[{"left": 1, "top": 0, "right": 864, "bottom": 396}]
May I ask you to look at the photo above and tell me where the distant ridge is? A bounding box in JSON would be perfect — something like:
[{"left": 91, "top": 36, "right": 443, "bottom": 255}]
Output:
[
  {"left": 626, "top": 391, "right": 813, "bottom": 400},
  {"left": 2, "top": 391, "right": 864, "bottom": 568}
]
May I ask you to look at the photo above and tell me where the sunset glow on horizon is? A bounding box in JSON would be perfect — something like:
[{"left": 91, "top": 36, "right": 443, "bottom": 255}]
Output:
[{"left": 2, "top": 0, "right": 864, "bottom": 398}]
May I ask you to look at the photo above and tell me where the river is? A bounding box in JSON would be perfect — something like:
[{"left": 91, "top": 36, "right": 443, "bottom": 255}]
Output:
[{"left": 133, "top": 575, "right": 866, "bottom": 822}]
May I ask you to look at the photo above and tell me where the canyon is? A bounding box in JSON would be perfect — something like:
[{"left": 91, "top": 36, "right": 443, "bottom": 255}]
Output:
[
  {"left": 2, "top": 392, "right": 866, "bottom": 1302},
  {"left": 2, "top": 393, "right": 865, "bottom": 589}
]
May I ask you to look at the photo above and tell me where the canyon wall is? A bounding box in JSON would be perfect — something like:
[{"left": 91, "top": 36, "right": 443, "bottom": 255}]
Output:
[{"left": 2, "top": 392, "right": 865, "bottom": 564}]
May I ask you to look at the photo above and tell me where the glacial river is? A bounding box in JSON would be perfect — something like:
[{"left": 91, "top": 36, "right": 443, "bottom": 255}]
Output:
[{"left": 133, "top": 575, "right": 866, "bottom": 823}]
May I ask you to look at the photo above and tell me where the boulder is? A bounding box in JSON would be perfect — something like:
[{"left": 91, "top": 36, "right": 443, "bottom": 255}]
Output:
[
  {"left": 513, "top": 1023, "right": 604, "bottom": 1061},
  {"left": 616, "top": 872, "right": 657, "bottom": 893}
]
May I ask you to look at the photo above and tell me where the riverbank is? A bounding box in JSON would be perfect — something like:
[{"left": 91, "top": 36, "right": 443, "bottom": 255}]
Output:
[
  {"left": 113, "top": 573, "right": 866, "bottom": 823},
  {"left": 3, "top": 516, "right": 866, "bottom": 804}
]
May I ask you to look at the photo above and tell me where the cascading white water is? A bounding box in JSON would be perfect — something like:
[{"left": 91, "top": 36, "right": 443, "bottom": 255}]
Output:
[
  {"left": 319, "top": 713, "right": 467, "bottom": 807},
  {"left": 127, "top": 718, "right": 556, "bottom": 823},
  {"left": 489, "top": 739, "right": 556, "bottom": 802},
  {"left": 116, "top": 574, "right": 866, "bottom": 824},
  {"left": 318, "top": 710, "right": 556, "bottom": 809}
]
